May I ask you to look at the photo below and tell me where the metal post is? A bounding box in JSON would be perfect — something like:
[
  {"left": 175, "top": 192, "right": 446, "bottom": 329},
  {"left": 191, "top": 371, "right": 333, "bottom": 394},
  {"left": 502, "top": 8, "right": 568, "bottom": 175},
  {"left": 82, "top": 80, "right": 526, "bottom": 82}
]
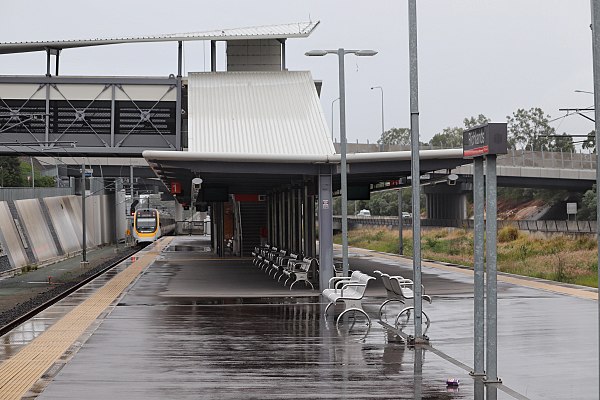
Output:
[
  {"left": 115, "top": 178, "right": 120, "bottom": 249},
  {"left": 485, "top": 155, "right": 500, "bottom": 390},
  {"left": 331, "top": 98, "right": 339, "bottom": 140},
  {"left": 130, "top": 165, "right": 134, "bottom": 213},
  {"left": 210, "top": 41, "right": 217, "bottom": 72},
  {"left": 280, "top": 38, "right": 287, "bottom": 70},
  {"left": 30, "top": 157, "right": 34, "bottom": 189},
  {"left": 46, "top": 49, "right": 51, "bottom": 77},
  {"left": 110, "top": 84, "right": 116, "bottom": 147},
  {"left": 371, "top": 86, "right": 385, "bottom": 146},
  {"left": 408, "top": 0, "right": 424, "bottom": 341},
  {"left": 472, "top": 157, "right": 485, "bottom": 376},
  {"left": 176, "top": 41, "right": 182, "bottom": 150},
  {"left": 81, "top": 163, "right": 87, "bottom": 264},
  {"left": 45, "top": 83, "right": 50, "bottom": 145},
  {"left": 338, "top": 48, "right": 350, "bottom": 278},
  {"left": 397, "top": 187, "right": 403, "bottom": 255},
  {"left": 590, "top": 1, "right": 600, "bottom": 395},
  {"left": 318, "top": 171, "right": 334, "bottom": 291},
  {"left": 55, "top": 50, "right": 60, "bottom": 76}
]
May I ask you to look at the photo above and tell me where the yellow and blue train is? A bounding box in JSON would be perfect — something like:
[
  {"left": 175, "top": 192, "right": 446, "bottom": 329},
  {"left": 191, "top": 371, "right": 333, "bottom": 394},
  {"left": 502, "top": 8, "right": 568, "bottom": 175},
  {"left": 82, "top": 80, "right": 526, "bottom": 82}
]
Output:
[{"left": 132, "top": 208, "right": 176, "bottom": 243}]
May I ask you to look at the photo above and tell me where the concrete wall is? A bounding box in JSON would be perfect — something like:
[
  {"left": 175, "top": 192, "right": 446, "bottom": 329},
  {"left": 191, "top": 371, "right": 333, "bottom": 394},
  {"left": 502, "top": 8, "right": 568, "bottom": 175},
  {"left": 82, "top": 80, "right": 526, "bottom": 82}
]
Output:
[{"left": 0, "top": 193, "right": 121, "bottom": 272}]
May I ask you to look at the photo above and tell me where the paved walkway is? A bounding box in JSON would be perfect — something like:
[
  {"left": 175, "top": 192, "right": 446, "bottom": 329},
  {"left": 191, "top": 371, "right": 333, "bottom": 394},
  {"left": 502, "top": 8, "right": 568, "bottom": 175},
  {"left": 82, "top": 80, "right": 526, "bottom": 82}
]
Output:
[{"left": 0, "top": 236, "right": 597, "bottom": 399}]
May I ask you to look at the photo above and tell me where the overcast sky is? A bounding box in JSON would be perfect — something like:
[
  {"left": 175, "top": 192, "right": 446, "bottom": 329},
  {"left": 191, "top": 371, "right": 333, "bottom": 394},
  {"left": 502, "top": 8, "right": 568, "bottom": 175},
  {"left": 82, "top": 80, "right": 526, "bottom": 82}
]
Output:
[{"left": 0, "top": 1, "right": 595, "bottom": 146}]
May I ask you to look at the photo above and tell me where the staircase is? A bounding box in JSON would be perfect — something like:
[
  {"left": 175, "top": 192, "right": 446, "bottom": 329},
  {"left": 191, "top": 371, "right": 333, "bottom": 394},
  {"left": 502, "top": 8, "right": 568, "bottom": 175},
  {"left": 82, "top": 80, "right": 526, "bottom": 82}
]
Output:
[{"left": 239, "top": 202, "right": 267, "bottom": 257}]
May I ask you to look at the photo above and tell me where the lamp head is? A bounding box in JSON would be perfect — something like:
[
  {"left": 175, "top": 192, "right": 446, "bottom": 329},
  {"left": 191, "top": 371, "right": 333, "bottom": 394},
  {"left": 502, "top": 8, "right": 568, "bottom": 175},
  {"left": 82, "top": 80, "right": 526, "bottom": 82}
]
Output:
[
  {"left": 305, "top": 50, "right": 329, "bottom": 57},
  {"left": 355, "top": 50, "right": 378, "bottom": 57}
]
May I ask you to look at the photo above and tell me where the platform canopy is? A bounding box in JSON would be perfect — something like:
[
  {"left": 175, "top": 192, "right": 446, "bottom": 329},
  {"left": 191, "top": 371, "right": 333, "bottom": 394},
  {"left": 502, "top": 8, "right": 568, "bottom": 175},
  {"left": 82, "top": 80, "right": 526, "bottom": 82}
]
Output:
[
  {"left": 143, "top": 70, "right": 469, "bottom": 205},
  {"left": 0, "top": 21, "right": 319, "bottom": 54}
]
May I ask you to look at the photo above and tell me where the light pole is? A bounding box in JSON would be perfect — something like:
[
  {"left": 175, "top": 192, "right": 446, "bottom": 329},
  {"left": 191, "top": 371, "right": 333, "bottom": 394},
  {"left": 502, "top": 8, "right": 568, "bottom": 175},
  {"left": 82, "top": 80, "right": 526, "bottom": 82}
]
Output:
[
  {"left": 370, "top": 86, "right": 384, "bottom": 148},
  {"left": 306, "top": 48, "right": 378, "bottom": 277},
  {"left": 331, "top": 97, "right": 340, "bottom": 141}
]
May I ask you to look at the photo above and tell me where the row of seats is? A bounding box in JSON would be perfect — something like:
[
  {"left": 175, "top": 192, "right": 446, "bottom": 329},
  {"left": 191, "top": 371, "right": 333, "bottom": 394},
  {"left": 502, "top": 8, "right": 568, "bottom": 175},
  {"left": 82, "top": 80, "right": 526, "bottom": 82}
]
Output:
[
  {"left": 322, "top": 269, "right": 432, "bottom": 330},
  {"left": 252, "top": 244, "right": 316, "bottom": 290}
]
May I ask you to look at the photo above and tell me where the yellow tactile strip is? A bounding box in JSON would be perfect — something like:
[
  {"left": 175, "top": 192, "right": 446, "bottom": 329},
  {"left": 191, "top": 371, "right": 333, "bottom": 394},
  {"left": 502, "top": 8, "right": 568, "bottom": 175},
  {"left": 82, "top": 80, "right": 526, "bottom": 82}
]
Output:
[{"left": 0, "top": 237, "right": 172, "bottom": 400}]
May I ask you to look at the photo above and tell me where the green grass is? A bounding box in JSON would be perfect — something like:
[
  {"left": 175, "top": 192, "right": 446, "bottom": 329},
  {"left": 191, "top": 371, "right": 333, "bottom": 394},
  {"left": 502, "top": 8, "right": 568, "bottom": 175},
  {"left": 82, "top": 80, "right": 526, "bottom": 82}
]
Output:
[{"left": 335, "top": 227, "right": 598, "bottom": 288}]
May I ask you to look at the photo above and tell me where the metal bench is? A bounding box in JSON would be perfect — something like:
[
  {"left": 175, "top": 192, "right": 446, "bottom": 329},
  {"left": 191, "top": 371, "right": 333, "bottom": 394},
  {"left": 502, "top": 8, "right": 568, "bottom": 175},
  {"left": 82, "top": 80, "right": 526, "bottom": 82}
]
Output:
[
  {"left": 270, "top": 252, "right": 302, "bottom": 279},
  {"left": 260, "top": 247, "right": 283, "bottom": 271},
  {"left": 322, "top": 270, "right": 375, "bottom": 326},
  {"left": 381, "top": 273, "right": 432, "bottom": 329},
  {"left": 252, "top": 244, "right": 271, "bottom": 267},
  {"left": 281, "top": 257, "right": 316, "bottom": 290},
  {"left": 265, "top": 249, "right": 289, "bottom": 276}
]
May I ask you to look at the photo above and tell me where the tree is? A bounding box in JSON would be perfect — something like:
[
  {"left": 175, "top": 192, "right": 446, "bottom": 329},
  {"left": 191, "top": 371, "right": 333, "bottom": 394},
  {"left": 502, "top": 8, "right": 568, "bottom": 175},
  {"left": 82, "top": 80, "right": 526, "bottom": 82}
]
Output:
[
  {"left": 0, "top": 156, "right": 24, "bottom": 187},
  {"left": 579, "top": 184, "right": 597, "bottom": 220},
  {"left": 464, "top": 114, "right": 490, "bottom": 129},
  {"left": 429, "top": 127, "right": 463, "bottom": 148},
  {"left": 506, "top": 107, "right": 554, "bottom": 150},
  {"left": 378, "top": 128, "right": 411, "bottom": 146},
  {"left": 548, "top": 133, "right": 575, "bottom": 152},
  {"left": 582, "top": 130, "right": 596, "bottom": 152},
  {"left": 429, "top": 114, "right": 490, "bottom": 149}
]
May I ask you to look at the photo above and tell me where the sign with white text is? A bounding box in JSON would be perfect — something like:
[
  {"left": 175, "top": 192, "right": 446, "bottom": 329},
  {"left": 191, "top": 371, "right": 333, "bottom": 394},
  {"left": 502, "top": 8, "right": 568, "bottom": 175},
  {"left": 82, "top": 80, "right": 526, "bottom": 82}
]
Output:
[{"left": 463, "top": 123, "right": 508, "bottom": 158}]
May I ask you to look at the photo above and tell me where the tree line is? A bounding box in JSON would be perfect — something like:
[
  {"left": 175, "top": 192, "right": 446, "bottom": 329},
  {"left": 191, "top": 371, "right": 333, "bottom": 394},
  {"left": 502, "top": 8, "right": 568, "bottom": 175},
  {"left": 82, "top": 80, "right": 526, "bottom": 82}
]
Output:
[
  {"left": 378, "top": 107, "right": 587, "bottom": 153},
  {"left": 0, "top": 156, "right": 55, "bottom": 187}
]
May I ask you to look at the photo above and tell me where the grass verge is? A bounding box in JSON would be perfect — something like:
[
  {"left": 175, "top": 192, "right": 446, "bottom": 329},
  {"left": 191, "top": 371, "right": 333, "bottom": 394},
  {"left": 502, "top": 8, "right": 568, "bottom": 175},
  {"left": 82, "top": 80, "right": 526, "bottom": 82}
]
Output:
[{"left": 334, "top": 226, "right": 598, "bottom": 288}]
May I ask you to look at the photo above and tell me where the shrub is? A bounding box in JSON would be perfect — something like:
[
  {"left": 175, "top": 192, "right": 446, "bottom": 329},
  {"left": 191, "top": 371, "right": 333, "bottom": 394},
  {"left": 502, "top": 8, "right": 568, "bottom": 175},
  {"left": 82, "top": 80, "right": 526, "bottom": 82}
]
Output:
[{"left": 498, "top": 226, "right": 519, "bottom": 243}]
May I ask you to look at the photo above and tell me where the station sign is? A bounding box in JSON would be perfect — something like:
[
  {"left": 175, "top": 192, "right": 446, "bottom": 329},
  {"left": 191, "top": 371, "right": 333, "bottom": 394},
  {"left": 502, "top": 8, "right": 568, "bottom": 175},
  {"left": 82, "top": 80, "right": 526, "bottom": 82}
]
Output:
[{"left": 463, "top": 122, "right": 508, "bottom": 158}]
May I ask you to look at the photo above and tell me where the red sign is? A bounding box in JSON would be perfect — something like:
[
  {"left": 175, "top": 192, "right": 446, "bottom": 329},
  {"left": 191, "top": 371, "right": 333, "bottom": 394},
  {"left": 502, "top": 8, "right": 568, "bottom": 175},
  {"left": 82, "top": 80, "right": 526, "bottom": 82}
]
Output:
[
  {"left": 463, "top": 145, "right": 489, "bottom": 158},
  {"left": 233, "top": 194, "right": 262, "bottom": 202},
  {"left": 170, "top": 181, "right": 182, "bottom": 194}
]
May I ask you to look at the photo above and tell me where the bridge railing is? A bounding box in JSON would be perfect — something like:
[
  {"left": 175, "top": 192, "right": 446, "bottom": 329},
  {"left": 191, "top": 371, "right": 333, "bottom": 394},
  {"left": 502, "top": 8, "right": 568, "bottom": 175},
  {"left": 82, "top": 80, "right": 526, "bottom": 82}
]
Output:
[{"left": 337, "top": 216, "right": 597, "bottom": 234}]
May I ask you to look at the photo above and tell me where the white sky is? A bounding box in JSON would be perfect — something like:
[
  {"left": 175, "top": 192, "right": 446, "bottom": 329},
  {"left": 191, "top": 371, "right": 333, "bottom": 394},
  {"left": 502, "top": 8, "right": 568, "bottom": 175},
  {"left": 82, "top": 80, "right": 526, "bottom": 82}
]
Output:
[{"left": 0, "top": 0, "right": 595, "bottom": 145}]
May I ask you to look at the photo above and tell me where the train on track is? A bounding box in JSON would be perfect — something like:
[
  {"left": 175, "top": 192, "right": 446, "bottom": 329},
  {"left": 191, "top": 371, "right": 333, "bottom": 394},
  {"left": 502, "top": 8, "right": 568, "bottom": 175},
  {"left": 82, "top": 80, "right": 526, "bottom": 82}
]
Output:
[{"left": 132, "top": 208, "right": 176, "bottom": 243}]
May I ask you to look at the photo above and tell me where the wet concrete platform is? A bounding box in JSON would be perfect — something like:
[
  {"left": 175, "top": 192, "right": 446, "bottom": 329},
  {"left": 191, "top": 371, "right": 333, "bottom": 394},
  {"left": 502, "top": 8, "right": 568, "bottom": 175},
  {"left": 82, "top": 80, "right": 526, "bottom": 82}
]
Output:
[{"left": 10, "top": 236, "right": 598, "bottom": 399}]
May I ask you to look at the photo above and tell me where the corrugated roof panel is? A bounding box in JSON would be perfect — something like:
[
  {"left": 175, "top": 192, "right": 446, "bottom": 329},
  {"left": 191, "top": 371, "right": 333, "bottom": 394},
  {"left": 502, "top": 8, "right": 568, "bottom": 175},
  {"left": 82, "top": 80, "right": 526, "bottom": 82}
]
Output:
[
  {"left": 0, "top": 22, "right": 319, "bottom": 54},
  {"left": 187, "top": 71, "right": 336, "bottom": 156}
]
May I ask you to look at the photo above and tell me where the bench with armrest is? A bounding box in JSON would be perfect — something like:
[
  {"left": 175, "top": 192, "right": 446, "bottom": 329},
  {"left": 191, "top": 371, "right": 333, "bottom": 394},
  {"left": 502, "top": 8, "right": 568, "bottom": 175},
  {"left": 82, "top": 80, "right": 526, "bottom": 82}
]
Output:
[
  {"left": 252, "top": 244, "right": 271, "bottom": 267},
  {"left": 260, "top": 247, "right": 285, "bottom": 272},
  {"left": 255, "top": 245, "right": 276, "bottom": 269},
  {"left": 322, "top": 270, "right": 375, "bottom": 326},
  {"left": 383, "top": 273, "right": 432, "bottom": 328},
  {"left": 281, "top": 257, "right": 316, "bottom": 289},
  {"left": 269, "top": 252, "right": 302, "bottom": 279}
]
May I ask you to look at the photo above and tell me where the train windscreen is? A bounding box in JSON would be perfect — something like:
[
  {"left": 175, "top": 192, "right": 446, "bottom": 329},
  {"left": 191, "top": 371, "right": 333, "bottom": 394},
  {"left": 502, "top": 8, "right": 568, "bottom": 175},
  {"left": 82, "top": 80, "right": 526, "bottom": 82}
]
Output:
[{"left": 136, "top": 210, "right": 157, "bottom": 233}]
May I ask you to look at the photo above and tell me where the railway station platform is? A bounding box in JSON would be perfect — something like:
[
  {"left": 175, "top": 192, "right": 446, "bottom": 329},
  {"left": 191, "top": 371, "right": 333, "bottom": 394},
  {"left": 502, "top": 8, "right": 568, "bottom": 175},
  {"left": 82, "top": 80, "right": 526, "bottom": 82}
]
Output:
[{"left": 0, "top": 235, "right": 597, "bottom": 399}]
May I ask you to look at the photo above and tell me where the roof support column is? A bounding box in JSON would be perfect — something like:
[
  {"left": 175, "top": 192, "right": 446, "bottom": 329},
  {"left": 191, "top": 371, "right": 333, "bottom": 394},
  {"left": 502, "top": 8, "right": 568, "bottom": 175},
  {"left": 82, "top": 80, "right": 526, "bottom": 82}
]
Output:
[
  {"left": 110, "top": 84, "right": 116, "bottom": 147},
  {"left": 45, "top": 48, "right": 51, "bottom": 77},
  {"left": 54, "top": 49, "right": 60, "bottom": 76},
  {"left": 278, "top": 38, "right": 287, "bottom": 70},
  {"left": 318, "top": 170, "right": 333, "bottom": 291},
  {"left": 45, "top": 82, "right": 50, "bottom": 145},
  {"left": 210, "top": 41, "right": 217, "bottom": 72},
  {"left": 176, "top": 41, "right": 183, "bottom": 150}
]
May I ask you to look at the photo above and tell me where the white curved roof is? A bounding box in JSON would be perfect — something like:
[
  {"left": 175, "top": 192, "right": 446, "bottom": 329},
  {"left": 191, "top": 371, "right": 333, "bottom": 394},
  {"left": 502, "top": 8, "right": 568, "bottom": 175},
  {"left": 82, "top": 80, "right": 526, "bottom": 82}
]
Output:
[
  {"left": 0, "top": 21, "right": 319, "bottom": 54},
  {"left": 187, "top": 71, "right": 336, "bottom": 156}
]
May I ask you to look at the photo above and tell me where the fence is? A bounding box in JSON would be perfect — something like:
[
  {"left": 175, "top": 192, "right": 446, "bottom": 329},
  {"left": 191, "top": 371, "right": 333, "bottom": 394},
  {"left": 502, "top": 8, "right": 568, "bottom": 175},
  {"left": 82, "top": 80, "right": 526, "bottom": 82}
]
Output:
[
  {"left": 0, "top": 187, "right": 75, "bottom": 202},
  {"left": 337, "top": 216, "right": 598, "bottom": 234}
]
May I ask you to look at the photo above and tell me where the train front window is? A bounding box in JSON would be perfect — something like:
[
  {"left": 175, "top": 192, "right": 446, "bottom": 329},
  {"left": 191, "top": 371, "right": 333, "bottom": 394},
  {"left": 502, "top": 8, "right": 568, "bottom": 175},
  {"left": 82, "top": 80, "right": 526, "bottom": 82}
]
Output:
[{"left": 136, "top": 217, "right": 157, "bottom": 233}]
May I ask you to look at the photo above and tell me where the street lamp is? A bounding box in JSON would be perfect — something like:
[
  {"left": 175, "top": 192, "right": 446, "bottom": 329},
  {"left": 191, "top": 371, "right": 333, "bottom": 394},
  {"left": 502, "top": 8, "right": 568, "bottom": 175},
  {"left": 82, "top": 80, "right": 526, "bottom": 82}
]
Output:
[
  {"left": 306, "top": 48, "right": 378, "bottom": 277},
  {"left": 370, "top": 86, "right": 384, "bottom": 146},
  {"left": 331, "top": 97, "right": 340, "bottom": 141}
]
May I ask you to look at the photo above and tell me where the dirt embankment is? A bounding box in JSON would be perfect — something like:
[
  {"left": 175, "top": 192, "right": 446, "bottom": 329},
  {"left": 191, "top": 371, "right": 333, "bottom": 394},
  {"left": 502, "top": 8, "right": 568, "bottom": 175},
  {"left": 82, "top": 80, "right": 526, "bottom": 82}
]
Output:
[{"left": 497, "top": 198, "right": 547, "bottom": 220}]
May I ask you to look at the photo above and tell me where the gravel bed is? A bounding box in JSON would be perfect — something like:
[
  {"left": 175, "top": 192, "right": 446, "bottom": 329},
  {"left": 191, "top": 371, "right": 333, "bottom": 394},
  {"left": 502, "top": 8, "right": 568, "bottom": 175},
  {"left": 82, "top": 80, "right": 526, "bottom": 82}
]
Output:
[{"left": 0, "top": 247, "right": 139, "bottom": 331}]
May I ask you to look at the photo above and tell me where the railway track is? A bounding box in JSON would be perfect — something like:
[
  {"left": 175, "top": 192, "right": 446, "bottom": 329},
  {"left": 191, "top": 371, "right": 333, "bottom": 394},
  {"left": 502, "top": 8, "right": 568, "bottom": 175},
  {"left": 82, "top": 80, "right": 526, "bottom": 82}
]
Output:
[{"left": 0, "top": 245, "right": 142, "bottom": 337}]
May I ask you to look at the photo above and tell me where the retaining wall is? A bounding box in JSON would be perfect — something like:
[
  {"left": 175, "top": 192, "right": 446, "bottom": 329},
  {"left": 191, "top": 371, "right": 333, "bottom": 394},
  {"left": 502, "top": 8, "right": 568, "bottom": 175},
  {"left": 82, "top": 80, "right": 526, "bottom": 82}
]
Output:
[{"left": 0, "top": 193, "right": 124, "bottom": 272}]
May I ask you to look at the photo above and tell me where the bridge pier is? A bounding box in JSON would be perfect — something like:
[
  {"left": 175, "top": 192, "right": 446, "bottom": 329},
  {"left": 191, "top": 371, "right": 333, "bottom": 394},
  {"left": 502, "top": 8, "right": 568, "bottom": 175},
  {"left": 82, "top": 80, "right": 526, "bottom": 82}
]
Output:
[{"left": 424, "top": 183, "right": 470, "bottom": 221}]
